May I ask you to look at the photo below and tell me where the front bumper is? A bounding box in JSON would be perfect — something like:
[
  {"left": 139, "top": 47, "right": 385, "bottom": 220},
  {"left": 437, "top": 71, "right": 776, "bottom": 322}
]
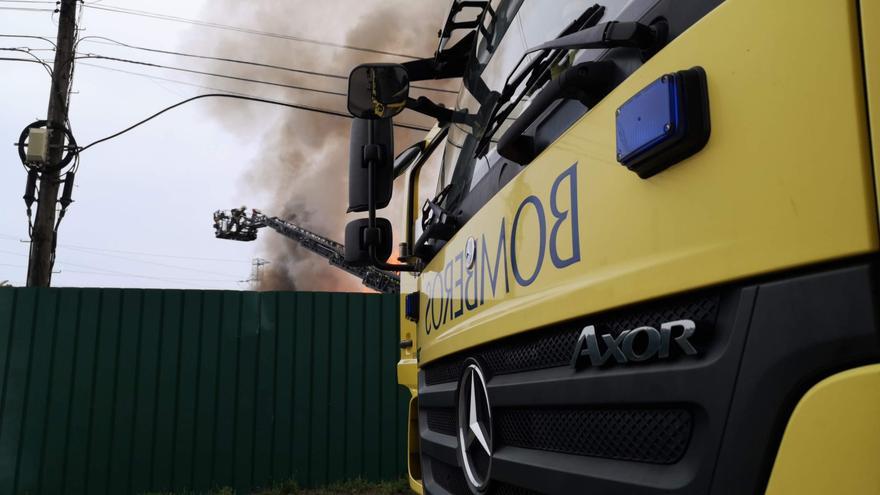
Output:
[{"left": 417, "top": 259, "right": 880, "bottom": 494}]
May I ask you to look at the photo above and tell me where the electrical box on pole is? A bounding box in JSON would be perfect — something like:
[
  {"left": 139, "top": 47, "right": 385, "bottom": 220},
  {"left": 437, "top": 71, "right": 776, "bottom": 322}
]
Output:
[{"left": 25, "top": 128, "right": 48, "bottom": 163}]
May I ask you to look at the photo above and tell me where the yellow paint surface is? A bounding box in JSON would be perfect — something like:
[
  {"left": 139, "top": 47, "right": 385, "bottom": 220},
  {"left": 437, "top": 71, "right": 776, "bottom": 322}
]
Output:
[
  {"left": 860, "top": 0, "right": 880, "bottom": 228},
  {"left": 413, "top": 0, "right": 877, "bottom": 363},
  {"left": 766, "top": 364, "right": 880, "bottom": 494}
]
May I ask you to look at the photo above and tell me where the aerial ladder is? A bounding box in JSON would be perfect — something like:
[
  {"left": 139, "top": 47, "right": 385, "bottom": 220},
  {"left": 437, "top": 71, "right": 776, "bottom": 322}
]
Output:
[{"left": 213, "top": 208, "right": 399, "bottom": 294}]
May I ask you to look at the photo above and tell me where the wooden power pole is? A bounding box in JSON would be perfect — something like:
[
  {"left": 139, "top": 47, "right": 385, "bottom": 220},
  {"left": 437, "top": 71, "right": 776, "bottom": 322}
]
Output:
[{"left": 27, "top": 0, "right": 78, "bottom": 287}]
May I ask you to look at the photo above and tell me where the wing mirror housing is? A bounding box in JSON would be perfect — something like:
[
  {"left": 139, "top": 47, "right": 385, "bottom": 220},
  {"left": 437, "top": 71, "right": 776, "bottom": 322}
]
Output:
[
  {"left": 344, "top": 65, "right": 422, "bottom": 273},
  {"left": 344, "top": 218, "right": 393, "bottom": 266},
  {"left": 347, "top": 64, "right": 410, "bottom": 119},
  {"left": 348, "top": 118, "right": 394, "bottom": 212}
]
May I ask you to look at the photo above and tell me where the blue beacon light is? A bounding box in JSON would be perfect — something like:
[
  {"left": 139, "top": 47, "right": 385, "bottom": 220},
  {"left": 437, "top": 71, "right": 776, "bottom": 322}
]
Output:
[{"left": 615, "top": 67, "right": 710, "bottom": 178}]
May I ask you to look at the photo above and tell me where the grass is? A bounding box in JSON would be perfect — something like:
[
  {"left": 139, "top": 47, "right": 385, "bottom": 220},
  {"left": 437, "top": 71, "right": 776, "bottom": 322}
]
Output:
[{"left": 143, "top": 478, "right": 412, "bottom": 495}]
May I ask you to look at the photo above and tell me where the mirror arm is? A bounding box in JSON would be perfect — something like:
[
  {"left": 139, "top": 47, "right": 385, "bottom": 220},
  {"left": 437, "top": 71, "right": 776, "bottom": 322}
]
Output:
[
  {"left": 402, "top": 31, "right": 476, "bottom": 81},
  {"left": 393, "top": 145, "right": 424, "bottom": 179},
  {"left": 405, "top": 96, "right": 452, "bottom": 122},
  {"left": 365, "top": 143, "right": 422, "bottom": 273},
  {"left": 406, "top": 96, "right": 474, "bottom": 126},
  {"left": 369, "top": 245, "right": 421, "bottom": 272}
]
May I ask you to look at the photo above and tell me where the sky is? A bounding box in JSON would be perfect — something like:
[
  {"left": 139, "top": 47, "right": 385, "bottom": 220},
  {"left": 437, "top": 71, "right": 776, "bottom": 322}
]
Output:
[{"left": 0, "top": 0, "right": 442, "bottom": 290}]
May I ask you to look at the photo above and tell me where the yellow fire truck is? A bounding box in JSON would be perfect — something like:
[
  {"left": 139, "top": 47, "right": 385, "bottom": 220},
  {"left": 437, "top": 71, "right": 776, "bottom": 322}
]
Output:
[{"left": 343, "top": 0, "right": 880, "bottom": 493}]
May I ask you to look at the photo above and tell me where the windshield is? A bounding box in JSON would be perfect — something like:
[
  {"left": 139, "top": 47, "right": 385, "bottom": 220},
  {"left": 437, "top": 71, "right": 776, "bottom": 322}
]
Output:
[{"left": 435, "top": 0, "right": 637, "bottom": 206}]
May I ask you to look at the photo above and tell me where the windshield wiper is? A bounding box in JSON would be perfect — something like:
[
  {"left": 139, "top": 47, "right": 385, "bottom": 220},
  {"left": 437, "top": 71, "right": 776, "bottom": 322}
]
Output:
[
  {"left": 474, "top": 10, "right": 667, "bottom": 159},
  {"left": 526, "top": 20, "right": 662, "bottom": 54},
  {"left": 473, "top": 4, "right": 606, "bottom": 157},
  {"left": 496, "top": 60, "right": 614, "bottom": 163}
]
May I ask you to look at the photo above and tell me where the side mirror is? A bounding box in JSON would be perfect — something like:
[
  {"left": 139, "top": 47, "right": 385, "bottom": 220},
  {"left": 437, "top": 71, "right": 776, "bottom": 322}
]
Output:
[
  {"left": 344, "top": 217, "right": 393, "bottom": 266},
  {"left": 347, "top": 64, "right": 410, "bottom": 119},
  {"left": 348, "top": 118, "right": 394, "bottom": 212}
]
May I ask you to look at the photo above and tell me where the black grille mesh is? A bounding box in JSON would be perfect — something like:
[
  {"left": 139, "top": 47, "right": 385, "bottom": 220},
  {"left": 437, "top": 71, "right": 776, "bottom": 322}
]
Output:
[
  {"left": 424, "top": 295, "right": 719, "bottom": 385},
  {"left": 496, "top": 407, "right": 693, "bottom": 464},
  {"left": 493, "top": 483, "right": 542, "bottom": 495},
  {"left": 430, "top": 459, "right": 542, "bottom": 495},
  {"left": 425, "top": 408, "right": 457, "bottom": 436},
  {"left": 424, "top": 359, "right": 465, "bottom": 385},
  {"left": 430, "top": 459, "right": 469, "bottom": 495}
]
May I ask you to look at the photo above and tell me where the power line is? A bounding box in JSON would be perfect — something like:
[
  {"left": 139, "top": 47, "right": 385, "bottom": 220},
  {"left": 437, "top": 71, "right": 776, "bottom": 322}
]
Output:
[
  {"left": 58, "top": 269, "right": 238, "bottom": 285},
  {"left": 76, "top": 36, "right": 457, "bottom": 95},
  {"left": 0, "top": 6, "right": 55, "bottom": 12},
  {"left": 82, "top": 3, "right": 421, "bottom": 59},
  {"left": 75, "top": 61, "right": 371, "bottom": 128},
  {"left": 79, "top": 60, "right": 438, "bottom": 131},
  {"left": 80, "top": 36, "right": 348, "bottom": 80},
  {"left": 7, "top": 60, "right": 432, "bottom": 155},
  {"left": 47, "top": 256, "right": 241, "bottom": 284},
  {"left": 0, "top": 237, "right": 253, "bottom": 263},
  {"left": 0, "top": 34, "right": 57, "bottom": 47},
  {"left": 54, "top": 242, "right": 253, "bottom": 263},
  {"left": 63, "top": 246, "right": 246, "bottom": 278},
  {"left": 0, "top": 56, "right": 54, "bottom": 72},
  {"left": 0, "top": 251, "right": 239, "bottom": 287},
  {"left": 0, "top": 47, "right": 53, "bottom": 74},
  {"left": 78, "top": 60, "right": 259, "bottom": 96},
  {"left": 76, "top": 53, "right": 348, "bottom": 98},
  {"left": 58, "top": 269, "right": 240, "bottom": 290},
  {"left": 40, "top": 254, "right": 241, "bottom": 282},
  {"left": 60, "top": 270, "right": 240, "bottom": 289},
  {"left": 76, "top": 92, "right": 431, "bottom": 153},
  {"left": 0, "top": 248, "right": 240, "bottom": 287}
]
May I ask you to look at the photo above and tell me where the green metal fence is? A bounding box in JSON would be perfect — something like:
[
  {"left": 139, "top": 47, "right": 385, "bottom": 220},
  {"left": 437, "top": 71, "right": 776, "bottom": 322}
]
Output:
[{"left": 0, "top": 288, "right": 407, "bottom": 495}]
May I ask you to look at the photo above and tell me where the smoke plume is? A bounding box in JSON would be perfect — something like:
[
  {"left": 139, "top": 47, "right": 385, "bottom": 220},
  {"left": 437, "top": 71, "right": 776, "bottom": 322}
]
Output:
[{"left": 190, "top": 1, "right": 453, "bottom": 291}]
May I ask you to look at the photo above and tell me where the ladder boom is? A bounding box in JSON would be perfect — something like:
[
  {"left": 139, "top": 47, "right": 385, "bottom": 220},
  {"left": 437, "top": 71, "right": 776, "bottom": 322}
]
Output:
[{"left": 213, "top": 208, "right": 400, "bottom": 293}]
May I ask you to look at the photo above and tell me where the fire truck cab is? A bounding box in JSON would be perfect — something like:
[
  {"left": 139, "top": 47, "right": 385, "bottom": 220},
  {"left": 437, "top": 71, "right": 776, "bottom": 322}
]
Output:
[{"left": 344, "top": 0, "right": 880, "bottom": 493}]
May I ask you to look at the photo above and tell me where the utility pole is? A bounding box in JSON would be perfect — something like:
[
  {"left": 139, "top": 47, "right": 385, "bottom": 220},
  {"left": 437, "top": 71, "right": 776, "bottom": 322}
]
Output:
[{"left": 27, "top": 0, "right": 78, "bottom": 287}]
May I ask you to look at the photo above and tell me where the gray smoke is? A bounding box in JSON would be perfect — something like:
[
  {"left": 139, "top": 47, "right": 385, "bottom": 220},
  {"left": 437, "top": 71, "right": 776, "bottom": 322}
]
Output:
[{"left": 190, "top": 1, "right": 453, "bottom": 291}]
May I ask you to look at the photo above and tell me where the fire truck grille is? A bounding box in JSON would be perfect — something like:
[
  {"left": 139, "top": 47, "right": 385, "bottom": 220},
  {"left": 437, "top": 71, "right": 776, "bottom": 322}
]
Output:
[
  {"left": 430, "top": 459, "right": 542, "bottom": 495},
  {"left": 425, "top": 408, "right": 457, "bottom": 436},
  {"left": 495, "top": 407, "right": 693, "bottom": 464},
  {"left": 423, "top": 296, "right": 719, "bottom": 385},
  {"left": 493, "top": 483, "right": 543, "bottom": 495},
  {"left": 430, "top": 459, "right": 469, "bottom": 494}
]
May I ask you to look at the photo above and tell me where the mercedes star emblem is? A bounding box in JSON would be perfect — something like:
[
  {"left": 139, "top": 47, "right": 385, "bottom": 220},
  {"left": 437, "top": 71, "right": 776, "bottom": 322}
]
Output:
[
  {"left": 457, "top": 360, "right": 492, "bottom": 493},
  {"left": 465, "top": 236, "right": 477, "bottom": 269}
]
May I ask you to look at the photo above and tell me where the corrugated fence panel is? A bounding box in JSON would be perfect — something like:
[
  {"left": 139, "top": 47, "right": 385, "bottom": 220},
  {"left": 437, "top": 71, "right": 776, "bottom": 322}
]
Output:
[{"left": 0, "top": 288, "right": 405, "bottom": 495}]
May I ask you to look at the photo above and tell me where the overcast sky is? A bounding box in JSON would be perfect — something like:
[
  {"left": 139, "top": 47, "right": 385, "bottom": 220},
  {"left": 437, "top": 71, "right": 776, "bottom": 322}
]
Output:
[{"left": 0, "top": 0, "right": 393, "bottom": 290}]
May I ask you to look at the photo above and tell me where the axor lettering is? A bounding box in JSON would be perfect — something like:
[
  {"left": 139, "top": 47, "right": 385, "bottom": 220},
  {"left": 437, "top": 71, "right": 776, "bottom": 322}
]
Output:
[{"left": 570, "top": 319, "right": 698, "bottom": 368}]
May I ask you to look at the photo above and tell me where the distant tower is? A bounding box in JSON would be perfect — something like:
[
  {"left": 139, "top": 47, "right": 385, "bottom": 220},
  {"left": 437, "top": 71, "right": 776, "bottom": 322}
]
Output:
[{"left": 248, "top": 258, "right": 270, "bottom": 289}]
